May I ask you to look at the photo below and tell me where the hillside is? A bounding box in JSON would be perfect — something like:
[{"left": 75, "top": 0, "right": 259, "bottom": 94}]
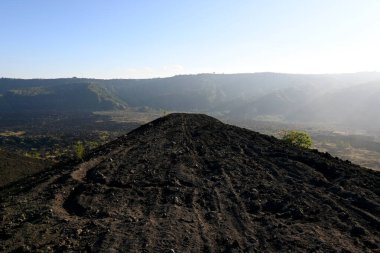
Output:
[
  {"left": 1, "top": 72, "right": 380, "bottom": 134},
  {"left": 0, "top": 79, "right": 126, "bottom": 112},
  {"left": 0, "top": 150, "right": 50, "bottom": 187},
  {"left": 290, "top": 82, "right": 380, "bottom": 133},
  {"left": 0, "top": 114, "right": 379, "bottom": 252}
]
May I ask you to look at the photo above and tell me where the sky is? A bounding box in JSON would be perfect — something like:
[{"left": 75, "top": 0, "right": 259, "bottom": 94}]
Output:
[{"left": 1, "top": 0, "right": 380, "bottom": 79}]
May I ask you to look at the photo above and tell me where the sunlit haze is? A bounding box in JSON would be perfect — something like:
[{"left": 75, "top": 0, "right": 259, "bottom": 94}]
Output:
[{"left": 1, "top": 0, "right": 379, "bottom": 78}]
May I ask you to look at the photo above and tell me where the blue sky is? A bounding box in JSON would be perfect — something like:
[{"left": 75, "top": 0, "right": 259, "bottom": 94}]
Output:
[{"left": 1, "top": 0, "right": 379, "bottom": 78}]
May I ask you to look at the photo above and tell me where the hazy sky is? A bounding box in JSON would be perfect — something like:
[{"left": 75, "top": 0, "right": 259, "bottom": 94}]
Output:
[{"left": 1, "top": 0, "right": 380, "bottom": 78}]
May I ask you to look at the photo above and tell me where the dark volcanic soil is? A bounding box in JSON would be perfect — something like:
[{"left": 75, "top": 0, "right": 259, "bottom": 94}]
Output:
[
  {"left": 1, "top": 113, "right": 379, "bottom": 253},
  {"left": 0, "top": 150, "right": 50, "bottom": 187}
]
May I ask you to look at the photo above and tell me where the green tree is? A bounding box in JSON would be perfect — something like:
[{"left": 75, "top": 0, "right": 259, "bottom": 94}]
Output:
[
  {"left": 74, "top": 141, "right": 86, "bottom": 160},
  {"left": 282, "top": 130, "right": 313, "bottom": 149}
]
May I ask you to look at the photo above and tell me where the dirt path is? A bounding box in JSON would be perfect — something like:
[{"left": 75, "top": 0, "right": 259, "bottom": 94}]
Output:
[{"left": 71, "top": 157, "right": 104, "bottom": 182}]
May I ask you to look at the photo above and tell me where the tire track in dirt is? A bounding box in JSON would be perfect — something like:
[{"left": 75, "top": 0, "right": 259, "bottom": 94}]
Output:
[
  {"left": 182, "top": 114, "right": 253, "bottom": 250},
  {"left": 220, "top": 168, "right": 252, "bottom": 231},
  {"left": 180, "top": 115, "right": 214, "bottom": 252}
]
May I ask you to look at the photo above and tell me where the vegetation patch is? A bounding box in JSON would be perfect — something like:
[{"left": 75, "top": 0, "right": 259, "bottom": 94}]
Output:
[
  {"left": 282, "top": 130, "right": 313, "bottom": 149},
  {"left": 10, "top": 87, "right": 52, "bottom": 96},
  {"left": 0, "top": 131, "right": 25, "bottom": 137}
]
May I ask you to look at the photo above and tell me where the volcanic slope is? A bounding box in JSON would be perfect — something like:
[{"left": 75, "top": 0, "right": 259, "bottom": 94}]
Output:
[
  {"left": 0, "top": 150, "right": 50, "bottom": 187},
  {"left": 1, "top": 114, "right": 379, "bottom": 253}
]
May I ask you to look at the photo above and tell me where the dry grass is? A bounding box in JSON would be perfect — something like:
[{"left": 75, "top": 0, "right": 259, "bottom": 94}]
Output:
[
  {"left": 0, "top": 131, "right": 25, "bottom": 137},
  {"left": 95, "top": 109, "right": 164, "bottom": 124},
  {"left": 315, "top": 141, "right": 380, "bottom": 171}
]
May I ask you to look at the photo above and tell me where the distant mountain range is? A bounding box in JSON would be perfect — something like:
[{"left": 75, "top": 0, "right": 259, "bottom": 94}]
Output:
[{"left": 1, "top": 72, "right": 380, "bottom": 134}]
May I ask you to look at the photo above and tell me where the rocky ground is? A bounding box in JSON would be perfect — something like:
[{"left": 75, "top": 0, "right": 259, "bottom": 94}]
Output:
[
  {"left": 0, "top": 150, "right": 50, "bottom": 187},
  {"left": 0, "top": 113, "right": 379, "bottom": 252}
]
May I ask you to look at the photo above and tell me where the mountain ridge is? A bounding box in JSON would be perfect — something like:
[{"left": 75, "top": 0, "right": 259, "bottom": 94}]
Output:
[
  {"left": 1, "top": 113, "right": 379, "bottom": 252},
  {"left": 1, "top": 73, "right": 380, "bottom": 133}
]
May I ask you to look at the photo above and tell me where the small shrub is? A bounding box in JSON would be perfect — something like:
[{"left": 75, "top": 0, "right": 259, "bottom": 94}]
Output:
[
  {"left": 74, "top": 141, "right": 86, "bottom": 160},
  {"left": 282, "top": 130, "right": 313, "bottom": 149}
]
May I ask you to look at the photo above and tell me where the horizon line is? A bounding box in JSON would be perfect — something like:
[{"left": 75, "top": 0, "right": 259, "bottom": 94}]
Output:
[{"left": 2, "top": 71, "right": 380, "bottom": 81}]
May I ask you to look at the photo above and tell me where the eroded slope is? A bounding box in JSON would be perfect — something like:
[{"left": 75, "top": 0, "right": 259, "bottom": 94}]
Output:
[{"left": 1, "top": 114, "right": 379, "bottom": 252}]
